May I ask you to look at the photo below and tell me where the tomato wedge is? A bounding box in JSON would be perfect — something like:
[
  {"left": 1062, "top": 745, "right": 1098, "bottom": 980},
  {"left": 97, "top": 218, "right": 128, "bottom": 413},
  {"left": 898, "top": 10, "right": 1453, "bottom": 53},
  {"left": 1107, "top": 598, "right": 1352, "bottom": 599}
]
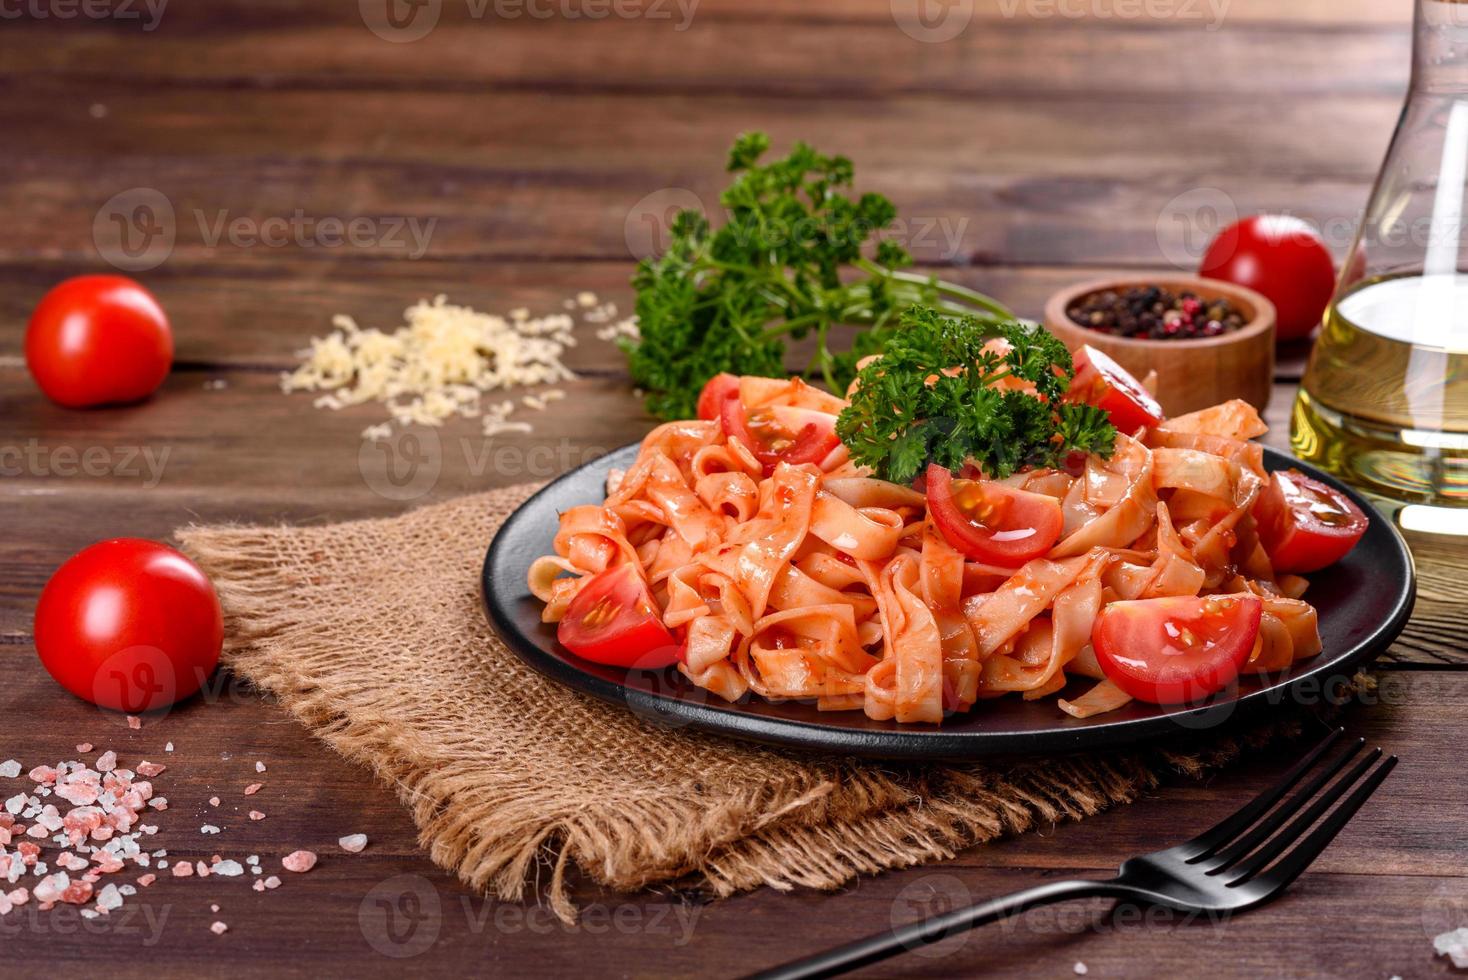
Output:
[
  {"left": 1092, "top": 594, "right": 1263, "bottom": 705},
  {"left": 1253, "top": 469, "right": 1368, "bottom": 574},
  {"left": 720, "top": 396, "right": 840, "bottom": 472},
  {"left": 1067, "top": 345, "right": 1165, "bottom": 434},
  {"left": 696, "top": 372, "right": 740, "bottom": 421},
  {"left": 557, "top": 564, "right": 680, "bottom": 669},
  {"left": 924, "top": 464, "right": 1063, "bottom": 565}
]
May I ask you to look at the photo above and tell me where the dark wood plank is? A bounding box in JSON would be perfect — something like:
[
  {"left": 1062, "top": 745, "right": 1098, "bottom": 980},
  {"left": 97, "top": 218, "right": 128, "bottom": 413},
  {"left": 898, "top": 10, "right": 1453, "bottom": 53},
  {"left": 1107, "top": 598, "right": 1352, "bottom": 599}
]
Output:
[
  {"left": 0, "top": 655, "right": 1454, "bottom": 978},
  {"left": 0, "top": 16, "right": 1409, "bottom": 100}
]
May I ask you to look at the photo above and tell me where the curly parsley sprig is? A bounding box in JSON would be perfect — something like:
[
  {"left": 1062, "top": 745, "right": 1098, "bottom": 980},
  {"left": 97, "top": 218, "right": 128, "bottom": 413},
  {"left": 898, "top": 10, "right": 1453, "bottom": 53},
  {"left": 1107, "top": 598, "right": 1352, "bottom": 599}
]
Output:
[
  {"left": 621, "top": 132, "right": 1014, "bottom": 421},
  {"left": 835, "top": 306, "right": 1117, "bottom": 484}
]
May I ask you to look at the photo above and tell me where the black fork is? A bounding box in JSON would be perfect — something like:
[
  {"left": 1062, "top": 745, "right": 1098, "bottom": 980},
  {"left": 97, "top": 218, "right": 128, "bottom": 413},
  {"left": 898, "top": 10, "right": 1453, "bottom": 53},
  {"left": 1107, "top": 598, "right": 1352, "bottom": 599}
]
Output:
[{"left": 750, "top": 728, "right": 1394, "bottom": 980}]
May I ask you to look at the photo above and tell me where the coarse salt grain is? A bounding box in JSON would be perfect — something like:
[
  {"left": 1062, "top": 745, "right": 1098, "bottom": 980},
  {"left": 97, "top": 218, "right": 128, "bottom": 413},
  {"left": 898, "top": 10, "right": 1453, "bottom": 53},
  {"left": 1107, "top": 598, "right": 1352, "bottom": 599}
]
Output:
[
  {"left": 210, "top": 921, "right": 228, "bottom": 935},
  {"left": 243, "top": 784, "right": 263, "bottom": 796},
  {"left": 75, "top": 744, "right": 92, "bottom": 754},
  {"left": 1074, "top": 963, "right": 1088, "bottom": 976},
  {"left": 338, "top": 834, "right": 368, "bottom": 854},
  {"left": 1435, "top": 927, "right": 1468, "bottom": 968},
  {"left": 255, "top": 762, "right": 266, "bottom": 774},
  {"left": 263, "top": 876, "right": 281, "bottom": 890},
  {"left": 281, "top": 851, "right": 316, "bottom": 873},
  {"left": 126, "top": 716, "right": 140, "bottom": 730},
  {"left": 200, "top": 825, "right": 221, "bottom": 835},
  {"left": 0, "top": 762, "right": 19, "bottom": 779},
  {"left": 209, "top": 797, "right": 220, "bottom": 807},
  {"left": 135, "top": 762, "right": 165, "bottom": 778},
  {"left": 165, "top": 743, "right": 174, "bottom": 753},
  {"left": 248, "top": 811, "right": 266, "bottom": 822}
]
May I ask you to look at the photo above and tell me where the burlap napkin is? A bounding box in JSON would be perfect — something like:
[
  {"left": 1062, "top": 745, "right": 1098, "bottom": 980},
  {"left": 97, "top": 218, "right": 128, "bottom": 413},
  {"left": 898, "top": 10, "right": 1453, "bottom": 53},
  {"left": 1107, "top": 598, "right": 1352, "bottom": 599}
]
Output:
[{"left": 178, "top": 482, "right": 1298, "bottom": 921}]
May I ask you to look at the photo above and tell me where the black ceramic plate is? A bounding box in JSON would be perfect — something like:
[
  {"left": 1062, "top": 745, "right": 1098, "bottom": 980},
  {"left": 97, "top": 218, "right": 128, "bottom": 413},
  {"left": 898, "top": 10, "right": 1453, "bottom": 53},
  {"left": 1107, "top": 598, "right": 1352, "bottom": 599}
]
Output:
[{"left": 482, "top": 444, "right": 1416, "bottom": 760}]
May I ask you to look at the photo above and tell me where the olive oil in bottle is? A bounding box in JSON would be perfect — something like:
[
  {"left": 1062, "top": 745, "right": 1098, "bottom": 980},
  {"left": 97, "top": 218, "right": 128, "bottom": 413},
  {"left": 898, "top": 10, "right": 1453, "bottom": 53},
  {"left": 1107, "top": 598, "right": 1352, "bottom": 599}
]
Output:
[
  {"left": 1291, "top": 0, "right": 1468, "bottom": 533},
  {"left": 1294, "top": 274, "right": 1468, "bottom": 516}
]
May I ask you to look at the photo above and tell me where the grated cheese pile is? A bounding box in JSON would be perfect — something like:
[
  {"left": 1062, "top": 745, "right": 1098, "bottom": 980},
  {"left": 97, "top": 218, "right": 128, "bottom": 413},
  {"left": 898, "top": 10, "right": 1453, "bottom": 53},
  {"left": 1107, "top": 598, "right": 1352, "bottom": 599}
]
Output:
[{"left": 281, "top": 294, "right": 585, "bottom": 440}]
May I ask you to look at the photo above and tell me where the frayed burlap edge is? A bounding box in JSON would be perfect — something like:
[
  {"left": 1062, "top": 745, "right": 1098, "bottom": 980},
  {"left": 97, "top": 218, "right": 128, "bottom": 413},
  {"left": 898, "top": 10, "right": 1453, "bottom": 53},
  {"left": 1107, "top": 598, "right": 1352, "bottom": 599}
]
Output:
[{"left": 177, "top": 483, "right": 1339, "bottom": 922}]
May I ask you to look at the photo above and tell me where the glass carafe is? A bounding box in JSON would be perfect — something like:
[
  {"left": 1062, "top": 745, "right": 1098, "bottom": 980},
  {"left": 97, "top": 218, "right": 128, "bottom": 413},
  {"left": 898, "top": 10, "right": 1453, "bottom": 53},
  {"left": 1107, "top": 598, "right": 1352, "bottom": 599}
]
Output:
[{"left": 1294, "top": 0, "right": 1468, "bottom": 534}]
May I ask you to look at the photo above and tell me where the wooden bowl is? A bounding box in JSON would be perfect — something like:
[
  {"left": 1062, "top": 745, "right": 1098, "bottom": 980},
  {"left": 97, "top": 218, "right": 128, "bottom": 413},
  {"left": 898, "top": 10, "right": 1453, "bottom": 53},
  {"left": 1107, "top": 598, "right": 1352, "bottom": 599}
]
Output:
[{"left": 1043, "top": 276, "right": 1276, "bottom": 417}]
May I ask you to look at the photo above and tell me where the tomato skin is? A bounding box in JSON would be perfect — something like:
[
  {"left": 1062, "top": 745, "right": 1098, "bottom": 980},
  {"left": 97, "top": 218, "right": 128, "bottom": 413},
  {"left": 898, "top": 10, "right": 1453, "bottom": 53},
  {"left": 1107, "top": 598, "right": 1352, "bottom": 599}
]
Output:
[
  {"left": 719, "top": 395, "right": 839, "bottom": 473},
  {"left": 696, "top": 373, "right": 740, "bottom": 421},
  {"left": 34, "top": 539, "right": 223, "bottom": 712},
  {"left": 1254, "top": 469, "right": 1368, "bottom": 574},
  {"left": 25, "top": 276, "right": 173, "bottom": 408},
  {"left": 1200, "top": 215, "right": 1336, "bottom": 342},
  {"left": 1067, "top": 345, "right": 1165, "bottom": 434},
  {"left": 1092, "top": 594, "right": 1262, "bottom": 705},
  {"left": 925, "top": 464, "right": 1064, "bottom": 565},
  {"left": 557, "top": 564, "right": 679, "bottom": 669},
  {"left": 774, "top": 420, "right": 841, "bottom": 467}
]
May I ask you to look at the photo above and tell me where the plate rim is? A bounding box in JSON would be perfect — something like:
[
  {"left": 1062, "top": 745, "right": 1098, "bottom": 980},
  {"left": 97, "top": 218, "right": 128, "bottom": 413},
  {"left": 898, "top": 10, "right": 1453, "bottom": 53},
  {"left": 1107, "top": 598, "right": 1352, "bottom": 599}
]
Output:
[{"left": 482, "top": 442, "right": 1417, "bottom": 760}]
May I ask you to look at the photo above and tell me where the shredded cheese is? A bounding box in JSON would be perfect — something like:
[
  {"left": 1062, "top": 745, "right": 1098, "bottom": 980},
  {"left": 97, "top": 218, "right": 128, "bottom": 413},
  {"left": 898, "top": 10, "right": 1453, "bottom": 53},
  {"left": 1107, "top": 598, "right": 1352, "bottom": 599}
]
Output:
[{"left": 281, "top": 295, "right": 578, "bottom": 439}]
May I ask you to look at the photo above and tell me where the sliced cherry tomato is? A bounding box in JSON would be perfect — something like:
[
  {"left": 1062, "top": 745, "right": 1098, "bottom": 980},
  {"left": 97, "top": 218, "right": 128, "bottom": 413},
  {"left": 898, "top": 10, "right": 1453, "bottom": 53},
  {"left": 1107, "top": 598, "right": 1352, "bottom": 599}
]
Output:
[
  {"left": 1092, "top": 594, "right": 1262, "bottom": 705},
  {"left": 924, "top": 463, "right": 1063, "bottom": 565},
  {"left": 1253, "top": 469, "right": 1368, "bottom": 574},
  {"left": 557, "top": 563, "right": 679, "bottom": 669},
  {"left": 34, "top": 539, "right": 223, "bottom": 712},
  {"left": 1066, "top": 345, "right": 1165, "bottom": 434},
  {"left": 26, "top": 275, "right": 173, "bottom": 408},
  {"left": 696, "top": 372, "right": 740, "bottom": 421},
  {"left": 720, "top": 396, "right": 840, "bottom": 472}
]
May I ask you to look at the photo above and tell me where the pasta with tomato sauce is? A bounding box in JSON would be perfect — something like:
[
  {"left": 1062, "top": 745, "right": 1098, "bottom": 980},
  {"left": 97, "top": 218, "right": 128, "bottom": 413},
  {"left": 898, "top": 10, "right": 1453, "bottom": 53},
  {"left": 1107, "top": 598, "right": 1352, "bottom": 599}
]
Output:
[{"left": 528, "top": 355, "right": 1368, "bottom": 723}]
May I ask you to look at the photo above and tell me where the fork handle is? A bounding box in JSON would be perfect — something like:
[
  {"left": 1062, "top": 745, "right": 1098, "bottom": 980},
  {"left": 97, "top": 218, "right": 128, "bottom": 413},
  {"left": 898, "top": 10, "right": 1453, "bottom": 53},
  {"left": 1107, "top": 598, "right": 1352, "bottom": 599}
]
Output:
[{"left": 748, "top": 878, "right": 1121, "bottom": 980}]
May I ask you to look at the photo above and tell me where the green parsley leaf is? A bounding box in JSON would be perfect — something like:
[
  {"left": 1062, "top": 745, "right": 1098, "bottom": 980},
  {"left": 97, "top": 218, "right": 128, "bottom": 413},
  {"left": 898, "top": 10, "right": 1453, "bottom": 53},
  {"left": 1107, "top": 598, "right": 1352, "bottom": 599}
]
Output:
[
  {"left": 835, "top": 306, "right": 1118, "bottom": 483},
  {"left": 620, "top": 132, "right": 1014, "bottom": 421}
]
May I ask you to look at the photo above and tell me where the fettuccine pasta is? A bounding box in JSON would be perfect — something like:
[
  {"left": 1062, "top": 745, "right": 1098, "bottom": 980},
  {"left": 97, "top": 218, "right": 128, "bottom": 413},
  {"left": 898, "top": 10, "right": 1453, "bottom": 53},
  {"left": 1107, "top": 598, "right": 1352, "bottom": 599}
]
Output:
[{"left": 530, "top": 374, "right": 1333, "bottom": 723}]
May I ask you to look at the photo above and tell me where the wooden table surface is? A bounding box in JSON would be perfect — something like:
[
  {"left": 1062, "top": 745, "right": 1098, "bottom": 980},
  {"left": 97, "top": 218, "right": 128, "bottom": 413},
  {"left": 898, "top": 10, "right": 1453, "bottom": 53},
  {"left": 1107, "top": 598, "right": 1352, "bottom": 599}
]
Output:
[{"left": 3, "top": 1, "right": 1466, "bottom": 977}]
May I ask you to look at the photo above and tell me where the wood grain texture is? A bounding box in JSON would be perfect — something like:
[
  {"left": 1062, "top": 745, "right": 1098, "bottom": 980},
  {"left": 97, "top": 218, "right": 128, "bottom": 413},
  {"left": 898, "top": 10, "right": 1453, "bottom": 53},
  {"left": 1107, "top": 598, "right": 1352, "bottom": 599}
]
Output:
[{"left": 1, "top": 1, "right": 1462, "bottom": 976}]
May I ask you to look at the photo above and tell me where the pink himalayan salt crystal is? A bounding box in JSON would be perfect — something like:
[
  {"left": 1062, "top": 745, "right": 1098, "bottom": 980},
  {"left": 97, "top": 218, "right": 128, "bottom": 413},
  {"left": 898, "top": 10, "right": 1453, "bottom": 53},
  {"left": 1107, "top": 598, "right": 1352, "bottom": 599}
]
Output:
[
  {"left": 126, "top": 716, "right": 141, "bottom": 730},
  {"left": 338, "top": 834, "right": 368, "bottom": 854},
  {"left": 210, "top": 921, "right": 228, "bottom": 936},
  {"left": 252, "top": 879, "right": 265, "bottom": 893},
  {"left": 135, "top": 761, "right": 166, "bottom": 778},
  {"left": 171, "top": 861, "right": 194, "bottom": 878},
  {"left": 281, "top": 851, "right": 317, "bottom": 873},
  {"left": 248, "top": 811, "right": 266, "bottom": 822},
  {"left": 76, "top": 743, "right": 93, "bottom": 753},
  {"left": 263, "top": 876, "right": 281, "bottom": 890},
  {"left": 137, "top": 874, "right": 156, "bottom": 887},
  {"left": 243, "top": 784, "right": 263, "bottom": 796},
  {"left": 209, "top": 797, "right": 221, "bottom": 807}
]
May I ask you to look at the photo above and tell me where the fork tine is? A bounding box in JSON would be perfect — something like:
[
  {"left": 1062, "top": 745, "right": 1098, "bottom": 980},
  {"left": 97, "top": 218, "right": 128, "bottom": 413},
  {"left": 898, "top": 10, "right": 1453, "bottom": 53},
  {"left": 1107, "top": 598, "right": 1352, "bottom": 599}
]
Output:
[
  {"left": 1248, "top": 755, "right": 1397, "bottom": 893},
  {"left": 1178, "top": 727, "right": 1344, "bottom": 862},
  {"left": 1221, "top": 746, "right": 1382, "bottom": 884},
  {"left": 1195, "top": 736, "right": 1365, "bottom": 872}
]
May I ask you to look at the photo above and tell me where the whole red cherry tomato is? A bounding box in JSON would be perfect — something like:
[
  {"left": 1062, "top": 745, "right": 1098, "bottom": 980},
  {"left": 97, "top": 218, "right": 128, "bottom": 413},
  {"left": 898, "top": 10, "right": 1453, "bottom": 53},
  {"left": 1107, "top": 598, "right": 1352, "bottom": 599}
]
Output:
[
  {"left": 1200, "top": 216, "right": 1337, "bottom": 342},
  {"left": 34, "top": 539, "right": 223, "bottom": 712},
  {"left": 25, "top": 275, "right": 173, "bottom": 408}
]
